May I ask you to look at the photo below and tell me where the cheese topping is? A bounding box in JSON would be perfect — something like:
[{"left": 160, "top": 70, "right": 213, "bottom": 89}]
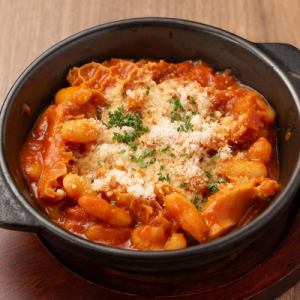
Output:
[{"left": 75, "top": 77, "right": 236, "bottom": 200}]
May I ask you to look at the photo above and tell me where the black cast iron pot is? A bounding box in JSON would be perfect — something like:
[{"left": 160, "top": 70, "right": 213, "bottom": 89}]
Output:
[{"left": 1, "top": 18, "right": 300, "bottom": 296}]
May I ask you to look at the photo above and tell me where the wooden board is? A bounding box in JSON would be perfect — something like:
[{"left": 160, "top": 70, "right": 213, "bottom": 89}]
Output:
[{"left": 1, "top": 0, "right": 300, "bottom": 298}]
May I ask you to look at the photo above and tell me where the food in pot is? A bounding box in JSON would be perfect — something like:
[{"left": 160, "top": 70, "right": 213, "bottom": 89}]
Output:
[{"left": 20, "top": 59, "right": 280, "bottom": 250}]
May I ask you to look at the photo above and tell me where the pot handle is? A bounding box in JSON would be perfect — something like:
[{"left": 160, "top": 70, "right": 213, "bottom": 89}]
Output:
[
  {"left": 0, "top": 173, "right": 38, "bottom": 232},
  {"left": 256, "top": 43, "right": 300, "bottom": 91}
]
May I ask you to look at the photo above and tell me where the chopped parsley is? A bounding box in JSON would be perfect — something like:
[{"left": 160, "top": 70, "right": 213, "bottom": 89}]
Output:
[
  {"left": 136, "top": 159, "right": 147, "bottom": 169},
  {"left": 172, "top": 98, "right": 185, "bottom": 112},
  {"left": 169, "top": 97, "right": 195, "bottom": 131},
  {"left": 160, "top": 145, "right": 170, "bottom": 152},
  {"left": 177, "top": 124, "right": 185, "bottom": 132},
  {"left": 206, "top": 179, "right": 229, "bottom": 194},
  {"left": 143, "top": 148, "right": 155, "bottom": 158},
  {"left": 170, "top": 110, "right": 183, "bottom": 122},
  {"left": 146, "top": 86, "right": 150, "bottom": 96},
  {"left": 109, "top": 106, "right": 149, "bottom": 147},
  {"left": 198, "top": 198, "right": 208, "bottom": 211},
  {"left": 177, "top": 115, "right": 193, "bottom": 132},
  {"left": 185, "top": 116, "right": 193, "bottom": 131},
  {"left": 192, "top": 195, "right": 208, "bottom": 211},
  {"left": 170, "top": 98, "right": 185, "bottom": 122},
  {"left": 149, "top": 157, "right": 157, "bottom": 164},
  {"left": 208, "top": 183, "right": 219, "bottom": 194},
  {"left": 131, "top": 148, "right": 156, "bottom": 169},
  {"left": 160, "top": 164, "right": 165, "bottom": 170},
  {"left": 179, "top": 151, "right": 193, "bottom": 158},
  {"left": 188, "top": 96, "right": 196, "bottom": 105},
  {"left": 110, "top": 200, "right": 116, "bottom": 206},
  {"left": 210, "top": 111, "right": 217, "bottom": 118},
  {"left": 204, "top": 170, "right": 212, "bottom": 179},
  {"left": 108, "top": 106, "right": 148, "bottom": 131},
  {"left": 113, "top": 131, "right": 138, "bottom": 150},
  {"left": 192, "top": 195, "right": 200, "bottom": 209},
  {"left": 158, "top": 172, "right": 170, "bottom": 182},
  {"left": 179, "top": 182, "right": 187, "bottom": 189}
]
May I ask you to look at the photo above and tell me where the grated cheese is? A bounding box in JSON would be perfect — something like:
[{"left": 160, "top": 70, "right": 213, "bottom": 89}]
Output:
[
  {"left": 218, "top": 145, "right": 233, "bottom": 160},
  {"left": 91, "top": 169, "right": 155, "bottom": 199},
  {"left": 75, "top": 75, "right": 237, "bottom": 200}
]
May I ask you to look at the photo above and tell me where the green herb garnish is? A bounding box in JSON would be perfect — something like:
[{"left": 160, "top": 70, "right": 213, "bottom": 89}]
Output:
[
  {"left": 170, "top": 111, "right": 183, "bottom": 122},
  {"left": 113, "top": 131, "right": 138, "bottom": 149},
  {"left": 158, "top": 172, "right": 170, "bottom": 182},
  {"left": 173, "top": 98, "right": 185, "bottom": 112},
  {"left": 206, "top": 179, "right": 227, "bottom": 195},
  {"left": 208, "top": 183, "right": 219, "bottom": 194},
  {"left": 108, "top": 106, "right": 147, "bottom": 131},
  {"left": 146, "top": 86, "right": 150, "bottom": 96},
  {"left": 110, "top": 200, "right": 116, "bottom": 206},
  {"left": 170, "top": 98, "right": 185, "bottom": 122},
  {"left": 188, "top": 96, "right": 196, "bottom": 105},
  {"left": 131, "top": 148, "right": 156, "bottom": 168},
  {"left": 192, "top": 195, "right": 208, "bottom": 211},
  {"left": 205, "top": 170, "right": 212, "bottom": 179},
  {"left": 179, "top": 182, "right": 187, "bottom": 189},
  {"left": 177, "top": 115, "right": 193, "bottom": 132},
  {"left": 210, "top": 111, "right": 217, "bottom": 118},
  {"left": 160, "top": 145, "right": 170, "bottom": 152},
  {"left": 198, "top": 198, "right": 208, "bottom": 211},
  {"left": 149, "top": 157, "right": 157, "bottom": 164},
  {"left": 137, "top": 159, "right": 147, "bottom": 169},
  {"left": 192, "top": 195, "right": 200, "bottom": 209},
  {"left": 143, "top": 148, "right": 155, "bottom": 158},
  {"left": 109, "top": 106, "right": 149, "bottom": 147}
]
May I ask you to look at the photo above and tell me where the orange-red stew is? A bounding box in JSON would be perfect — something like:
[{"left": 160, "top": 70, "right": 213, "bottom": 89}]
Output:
[{"left": 20, "top": 59, "right": 279, "bottom": 250}]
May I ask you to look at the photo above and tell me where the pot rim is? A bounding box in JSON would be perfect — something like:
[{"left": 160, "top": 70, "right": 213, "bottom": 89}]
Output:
[{"left": 1, "top": 17, "right": 300, "bottom": 260}]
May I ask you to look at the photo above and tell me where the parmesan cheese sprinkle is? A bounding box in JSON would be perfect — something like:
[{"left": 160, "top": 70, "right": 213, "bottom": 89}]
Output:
[{"left": 75, "top": 78, "right": 237, "bottom": 199}]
